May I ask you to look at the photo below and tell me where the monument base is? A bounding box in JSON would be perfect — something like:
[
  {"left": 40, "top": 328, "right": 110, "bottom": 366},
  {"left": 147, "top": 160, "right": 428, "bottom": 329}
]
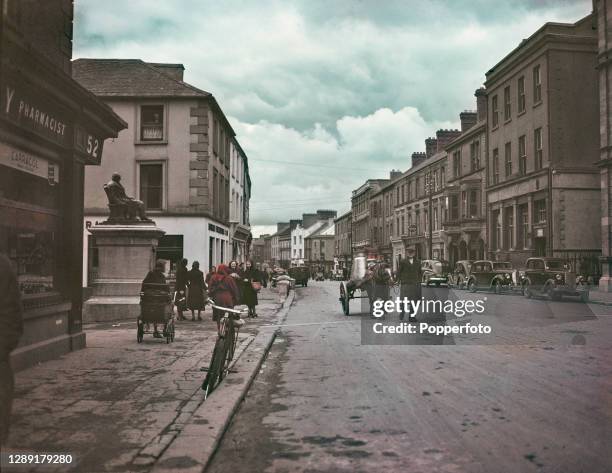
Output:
[
  {"left": 83, "top": 296, "right": 141, "bottom": 323},
  {"left": 85, "top": 224, "right": 165, "bottom": 322}
]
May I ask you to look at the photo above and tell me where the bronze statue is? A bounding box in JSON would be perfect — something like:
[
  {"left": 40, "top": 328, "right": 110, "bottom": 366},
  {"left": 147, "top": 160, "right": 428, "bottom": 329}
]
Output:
[{"left": 103, "top": 173, "right": 152, "bottom": 223}]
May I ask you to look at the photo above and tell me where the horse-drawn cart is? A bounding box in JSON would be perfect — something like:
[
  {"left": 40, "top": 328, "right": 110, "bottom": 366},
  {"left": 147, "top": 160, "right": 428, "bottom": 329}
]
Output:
[{"left": 339, "top": 253, "right": 382, "bottom": 316}]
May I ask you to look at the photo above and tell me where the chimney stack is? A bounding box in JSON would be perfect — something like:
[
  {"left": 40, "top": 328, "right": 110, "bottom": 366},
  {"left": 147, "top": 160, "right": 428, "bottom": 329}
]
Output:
[
  {"left": 459, "top": 111, "right": 477, "bottom": 132},
  {"left": 425, "top": 138, "right": 437, "bottom": 158},
  {"left": 411, "top": 152, "right": 427, "bottom": 168},
  {"left": 475, "top": 87, "right": 487, "bottom": 122},
  {"left": 436, "top": 129, "right": 461, "bottom": 151},
  {"left": 390, "top": 169, "right": 402, "bottom": 180}
]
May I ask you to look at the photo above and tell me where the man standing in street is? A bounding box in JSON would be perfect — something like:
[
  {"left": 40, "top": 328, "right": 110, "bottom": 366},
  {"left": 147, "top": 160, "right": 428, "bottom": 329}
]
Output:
[
  {"left": 0, "top": 254, "right": 24, "bottom": 446},
  {"left": 397, "top": 246, "right": 421, "bottom": 321}
]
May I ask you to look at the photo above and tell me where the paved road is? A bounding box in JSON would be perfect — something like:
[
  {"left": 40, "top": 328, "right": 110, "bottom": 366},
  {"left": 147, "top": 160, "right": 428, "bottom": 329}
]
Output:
[{"left": 206, "top": 281, "right": 612, "bottom": 473}]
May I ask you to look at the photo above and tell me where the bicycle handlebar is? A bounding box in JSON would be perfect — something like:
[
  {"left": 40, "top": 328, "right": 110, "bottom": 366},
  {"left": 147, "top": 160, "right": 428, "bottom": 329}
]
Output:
[{"left": 206, "top": 300, "right": 245, "bottom": 315}]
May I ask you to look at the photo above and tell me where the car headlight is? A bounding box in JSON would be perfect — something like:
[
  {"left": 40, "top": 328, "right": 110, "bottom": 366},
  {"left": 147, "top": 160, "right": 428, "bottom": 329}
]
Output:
[
  {"left": 555, "top": 274, "right": 562, "bottom": 281},
  {"left": 505, "top": 273, "right": 510, "bottom": 279}
]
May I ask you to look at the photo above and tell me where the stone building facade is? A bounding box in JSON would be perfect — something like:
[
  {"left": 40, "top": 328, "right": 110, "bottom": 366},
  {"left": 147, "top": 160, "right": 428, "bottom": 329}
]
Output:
[
  {"left": 73, "top": 59, "right": 240, "bottom": 278},
  {"left": 595, "top": 0, "right": 612, "bottom": 290},
  {"left": 334, "top": 210, "right": 352, "bottom": 271},
  {"left": 444, "top": 97, "right": 487, "bottom": 263},
  {"left": 484, "top": 14, "right": 600, "bottom": 269}
]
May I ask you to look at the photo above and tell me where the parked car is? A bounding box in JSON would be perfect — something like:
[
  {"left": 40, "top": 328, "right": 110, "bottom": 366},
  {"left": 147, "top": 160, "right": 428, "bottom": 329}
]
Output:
[
  {"left": 421, "top": 259, "right": 448, "bottom": 287},
  {"left": 522, "top": 257, "right": 589, "bottom": 302},
  {"left": 449, "top": 260, "right": 473, "bottom": 289},
  {"left": 288, "top": 266, "right": 310, "bottom": 287},
  {"left": 467, "top": 260, "right": 515, "bottom": 294}
]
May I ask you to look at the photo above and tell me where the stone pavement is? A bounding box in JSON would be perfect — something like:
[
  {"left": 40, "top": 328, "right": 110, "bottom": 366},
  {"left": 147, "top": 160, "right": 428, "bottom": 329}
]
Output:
[{"left": 3, "top": 288, "right": 286, "bottom": 473}]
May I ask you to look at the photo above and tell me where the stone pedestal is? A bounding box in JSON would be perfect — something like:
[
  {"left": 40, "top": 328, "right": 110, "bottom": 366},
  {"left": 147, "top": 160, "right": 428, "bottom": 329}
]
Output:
[{"left": 84, "top": 224, "right": 165, "bottom": 322}]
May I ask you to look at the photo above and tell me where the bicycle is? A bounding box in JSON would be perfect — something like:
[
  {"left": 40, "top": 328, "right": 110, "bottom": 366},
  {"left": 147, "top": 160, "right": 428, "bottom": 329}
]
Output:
[{"left": 201, "top": 301, "right": 246, "bottom": 399}]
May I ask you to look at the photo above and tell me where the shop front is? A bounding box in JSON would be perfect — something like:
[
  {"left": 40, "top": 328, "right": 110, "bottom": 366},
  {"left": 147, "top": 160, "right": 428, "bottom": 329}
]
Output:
[{"left": 1, "top": 35, "right": 125, "bottom": 370}]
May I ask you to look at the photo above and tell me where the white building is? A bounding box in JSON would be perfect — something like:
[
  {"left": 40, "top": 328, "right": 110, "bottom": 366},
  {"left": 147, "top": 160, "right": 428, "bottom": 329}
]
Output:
[
  {"left": 229, "top": 138, "right": 251, "bottom": 263},
  {"left": 73, "top": 59, "right": 243, "bottom": 284}
]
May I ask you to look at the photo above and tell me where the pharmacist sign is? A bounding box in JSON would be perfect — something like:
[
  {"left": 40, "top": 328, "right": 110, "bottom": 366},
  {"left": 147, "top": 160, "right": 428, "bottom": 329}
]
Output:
[{"left": 0, "top": 142, "right": 59, "bottom": 183}]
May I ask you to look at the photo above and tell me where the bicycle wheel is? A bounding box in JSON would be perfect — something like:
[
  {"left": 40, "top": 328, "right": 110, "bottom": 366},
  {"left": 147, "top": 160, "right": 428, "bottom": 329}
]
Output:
[
  {"left": 202, "top": 337, "right": 227, "bottom": 397},
  {"left": 224, "top": 323, "right": 238, "bottom": 372}
]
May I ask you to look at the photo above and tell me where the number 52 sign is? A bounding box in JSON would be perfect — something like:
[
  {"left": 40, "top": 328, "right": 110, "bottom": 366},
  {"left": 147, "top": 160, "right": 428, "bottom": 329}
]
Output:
[{"left": 74, "top": 125, "right": 104, "bottom": 164}]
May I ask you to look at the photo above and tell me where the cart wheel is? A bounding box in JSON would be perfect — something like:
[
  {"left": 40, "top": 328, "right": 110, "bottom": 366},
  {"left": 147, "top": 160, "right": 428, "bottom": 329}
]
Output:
[{"left": 137, "top": 319, "right": 144, "bottom": 343}]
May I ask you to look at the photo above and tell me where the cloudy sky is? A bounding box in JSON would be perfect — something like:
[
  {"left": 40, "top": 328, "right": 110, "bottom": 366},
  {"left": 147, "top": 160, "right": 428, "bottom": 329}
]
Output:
[{"left": 74, "top": 0, "right": 591, "bottom": 236}]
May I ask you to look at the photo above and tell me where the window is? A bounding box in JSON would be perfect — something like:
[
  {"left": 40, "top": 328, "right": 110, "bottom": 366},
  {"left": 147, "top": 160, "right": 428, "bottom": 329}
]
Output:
[
  {"left": 534, "top": 199, "right": 546, "bottom": 223},
  {"left": 534, "top": 128, "right": 543, "bottom": 170},
  {"left": 293, "top": 236, "right": 296, "bottom": 244},
  {"left": 469, "top": 189, "right": 478, "bottom": 218},
  {"left": 492, "top": 210, "right": 501, "bottom": 250},
  {"left": 518, "top": 204, "right": 529, "bottom": 249},
  {"left": 504, "top": 142, "right": 512, "bottom": 178},
  {"left": 503, "top": 86, "right": 511, "bottom": 121},
  {"left": 416, "top": 177, "right": 421, "bottom": 197},
  {"left": 450, "top": 195, "right": 459, "bottom": 221},
  {"left": 441, "top": 167, "right": 445, "bottom": 188},
  {"left": 401, "top": 215, "right": 405, "bottom": 235},
  {"left": 492, "top": 148, "right": 499, "bottom": 185},
  {"left": 504, "top": 208, "right": 514, "bottom": 249},
  {"left": 140, "top": 105, "right": 164, "bottom": 141},
  {"left": 492, "top": 95, "right": 499, "bottom": 127},
  {"left": 461, "top": 191, "right": 467, "bottom": 218},
  {"left": 433, "top": 207, "right": 438, "bottom": 230},
  {"left": 139, "top": 163, "right": 163, "bottom": 210},
  {"left": 518, "top": 135, "right": 527, "bottom": 175},
  {"left": 470, "top": 140, "right": 480, "bottom": 171},
  {"left": 533, "top": 65, "right": 542, "bottom": 103},
  {"left": 453, "top": 150, "right": 462, "bottom": 178},
  {"left": 518, "top": 76, "right": 526, "bottom": 113}
]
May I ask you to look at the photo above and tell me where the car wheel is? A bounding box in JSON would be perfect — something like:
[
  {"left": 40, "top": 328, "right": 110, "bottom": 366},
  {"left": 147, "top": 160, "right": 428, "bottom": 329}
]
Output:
[
  {"left": 524, "top": 285, "right": 533, "bottom": 299},
  {"left": 580, "top": 291, "right": 590, "bottom": 303},
  {"left": 468, "top": 280, "right": 477, "bottom": 293}
]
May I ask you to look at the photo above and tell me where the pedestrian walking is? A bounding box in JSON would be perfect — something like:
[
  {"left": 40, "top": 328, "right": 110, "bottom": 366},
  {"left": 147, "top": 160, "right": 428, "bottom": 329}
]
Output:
[
  {"left": 397, "top": 247, "right": 422, "bottom": 321},
  {"left": 142, "top": 260, "right": 167, "bottom": 338},
  {"left": 0, "top": 254, "right": 23, "bottom": 447},
  {"left": 208, "top": 264, "right": 240, "bottom": 330},
  {"left": 241, "top": 260, "right": 262, "bottom": 318},
  {"left": 187, "top": 261, "right": 205, "bottom": 321},
  {"left": 174, "top": 258, "right": 188, "bottom": 320}
]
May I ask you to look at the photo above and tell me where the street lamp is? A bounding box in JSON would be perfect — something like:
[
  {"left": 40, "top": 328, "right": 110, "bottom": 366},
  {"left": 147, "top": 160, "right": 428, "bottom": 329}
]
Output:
[{"left": 425, "top": 173, "right": 433, "bottom": 259}]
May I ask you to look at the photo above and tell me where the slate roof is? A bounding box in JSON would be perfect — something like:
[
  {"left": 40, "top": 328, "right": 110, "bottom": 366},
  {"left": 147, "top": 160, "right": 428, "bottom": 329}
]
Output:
[{"left": 72, "top": 59, "right": 211, "bottom": 98}]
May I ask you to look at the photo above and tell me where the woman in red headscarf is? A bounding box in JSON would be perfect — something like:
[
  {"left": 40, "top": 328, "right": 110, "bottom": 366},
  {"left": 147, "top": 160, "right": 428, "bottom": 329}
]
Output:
[{"left": 207, "top": 264, "right": 240, "bottom": 329}]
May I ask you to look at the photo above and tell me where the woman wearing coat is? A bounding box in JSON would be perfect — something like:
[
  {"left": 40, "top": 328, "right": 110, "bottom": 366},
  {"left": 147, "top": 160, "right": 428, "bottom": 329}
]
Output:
[
  {"left": 228, "top": 260, "right": 242, "bottom": 304},
  {"left": 241, "top": 260, "right": 261, "bottom": 318},
  {"left": 187, "top": 261, "right": 205, "bottom": 321},
  {"left": 207, "top": 264, "right": 240, "bottom": 330}
]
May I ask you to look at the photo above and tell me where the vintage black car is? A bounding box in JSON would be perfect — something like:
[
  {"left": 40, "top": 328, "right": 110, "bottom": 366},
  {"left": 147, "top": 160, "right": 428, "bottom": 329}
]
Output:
[
  {"left": 288, "top": 266, "right": 309, "bottom": 287},
  {"left": 522, "top": 257, "right": 589, "bottom": 302},
  {"left": 449, "top": 260, "right": 473, "bottom": 289},
  {"left": 421, "top": 259, "right": 448, "bottom": 286},
  {"left": 467, "top": 260, "right": 514, "bottom": 294}
]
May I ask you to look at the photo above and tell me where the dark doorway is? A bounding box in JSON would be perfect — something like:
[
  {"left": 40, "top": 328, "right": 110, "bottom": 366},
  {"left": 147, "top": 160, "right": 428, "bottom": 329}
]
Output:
[{"left": 534, "top": 237, "right": 546, "bottom": 256}]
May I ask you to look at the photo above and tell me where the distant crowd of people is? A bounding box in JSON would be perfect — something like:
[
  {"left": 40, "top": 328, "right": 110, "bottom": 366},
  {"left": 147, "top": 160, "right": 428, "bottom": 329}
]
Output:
[{"left": 172, "top": 259, "right": 268, "bottom": 325}]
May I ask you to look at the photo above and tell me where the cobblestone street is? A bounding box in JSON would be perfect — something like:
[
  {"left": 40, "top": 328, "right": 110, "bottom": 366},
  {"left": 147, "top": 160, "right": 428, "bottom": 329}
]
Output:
[{"left": 4, "top": 289, "right": 283, "bottom": 473}]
